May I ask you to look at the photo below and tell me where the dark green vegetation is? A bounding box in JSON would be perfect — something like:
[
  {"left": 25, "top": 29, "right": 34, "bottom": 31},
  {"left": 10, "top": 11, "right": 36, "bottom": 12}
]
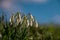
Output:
[{"left": 0, "top": 12, "right": 60, "bottom": 40}]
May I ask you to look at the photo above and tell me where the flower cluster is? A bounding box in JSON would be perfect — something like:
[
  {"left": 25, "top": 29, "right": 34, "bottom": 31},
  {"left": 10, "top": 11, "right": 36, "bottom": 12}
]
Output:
[{"left": 9, "top": 12, "right": 38, "bottom": 28}]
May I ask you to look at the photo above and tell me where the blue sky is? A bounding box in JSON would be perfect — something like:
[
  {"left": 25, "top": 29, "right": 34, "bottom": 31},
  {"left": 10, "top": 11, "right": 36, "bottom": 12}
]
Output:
[{"left": 0, "top": 0, "right": 60, "bottom": 24}]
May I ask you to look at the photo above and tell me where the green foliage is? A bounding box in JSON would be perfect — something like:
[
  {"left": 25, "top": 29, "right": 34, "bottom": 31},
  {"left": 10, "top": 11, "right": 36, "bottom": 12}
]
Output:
[{"left": 0, "top": 13, "right": 60, "bottom": 40}]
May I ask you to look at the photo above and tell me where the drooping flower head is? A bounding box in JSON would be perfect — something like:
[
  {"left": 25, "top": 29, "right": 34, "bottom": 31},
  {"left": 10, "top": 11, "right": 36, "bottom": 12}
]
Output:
[
  {"left": 33, "top": 17, "right": 38, "bottom": 28},
  {"left": 23, "top": 15, "right": 27, "bottom": 24},
  {"left": 15, "top": 12, "right": 22, "bottom": 25},
  {"left": 29, "top": 13, "right": 34, "bottom": 26},
  {"left": 26, "top": 19, "right": 29, "bottom": 27},
  {"left": 35, "top": 21, "right": 38, "bottom": 28},
  {"left": 9, "top": 14, "right": 14, "bottom": 25},
  {"left": 30, "top": 14, "right": 34, "bottom": 22}
]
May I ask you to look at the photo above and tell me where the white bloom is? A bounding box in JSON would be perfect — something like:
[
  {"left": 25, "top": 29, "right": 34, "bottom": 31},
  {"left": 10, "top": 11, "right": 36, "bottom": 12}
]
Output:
[
  {"left": 29, "top": 21, "right": 33, "bottom": 26},
  {"left": 23, "top": 15, "right": 27, "bottom": 24},
  {"left": 30, "top": 14, "right": 34, "bottom": 22},
  {"left": 9, "top": 18, "right": 11, "bottom": 23},
  {"left": 35, "top": 21, "right": 38, "bottom": 28},
  {"left": 26, "top": 20, "right": 29, "bottom": 27},
  {"left": 20, "top": 19, "right": 23, "bottom": 24},
  {"left": 29, "top": 14, "right": 34, "bottom": 26},
  {"left": 9, "top": 18, "right": 12, "bottom": 25},
  {"left": 18, "top": 13, "right": 21, "bottom": 22},
  {"left": 16, "top": 13, "right": 22, "bottom": 25},
  {"left": 9, "top": 15, "right": 14, "bottom": 25},
  {"left": 16, "top": 19, "right": 19, "bottom": 25},
  {"left": 30, "top": 14, "right": 33, "bottom": 19}
]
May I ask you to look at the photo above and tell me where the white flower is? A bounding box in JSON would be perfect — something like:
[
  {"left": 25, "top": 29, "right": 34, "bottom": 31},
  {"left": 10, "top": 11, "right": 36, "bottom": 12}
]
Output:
[
  {"left": 30, "top": 14, "right": 34, "bottom": 22},
  {"left": 9, "top": 18, "right": 12, "bottom": 25},
  {"left": 35, "top": 21, "right": 38, "bottom": 28},
  {"left": 9, "top": 15, "right": 14, "bottom": 25},
  {"left": 18, "top": 13, "right": 21, "bottom": 22},
  {"left": 23, "top": 15, "right": 27, "bottom": 24},
  {"left": 29, "top": 14, "right": 34, "bottom": 26},
  {"left": 9, "top": 18, "right": 11, "bottom": 23},
  {"left": 20, "top": 19, "right": 23, "bottom": 24},
  {"left": 16, "top": 13, "right": 22, "bottom": 25},
  {"left": 26, "top": 20, "right": 29, "bottom": 27},
  {"left": 29, "top": 21, "right": 33, "bottom": 26},
  {"left": 16, "top": 18, "right": 19, "bottom": 25}
]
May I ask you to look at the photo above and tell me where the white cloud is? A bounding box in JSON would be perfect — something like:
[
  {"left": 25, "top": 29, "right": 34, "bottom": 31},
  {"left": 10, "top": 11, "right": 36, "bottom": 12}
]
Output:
[
  {"left": 1, "top": 0, "right": 12, "bottom": 9},
  {"left": 0, "top": 0, "right": 23, "bottom": 17},
  {"left": 1, "top": 0, "right": 22, "bottom": 12}
]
